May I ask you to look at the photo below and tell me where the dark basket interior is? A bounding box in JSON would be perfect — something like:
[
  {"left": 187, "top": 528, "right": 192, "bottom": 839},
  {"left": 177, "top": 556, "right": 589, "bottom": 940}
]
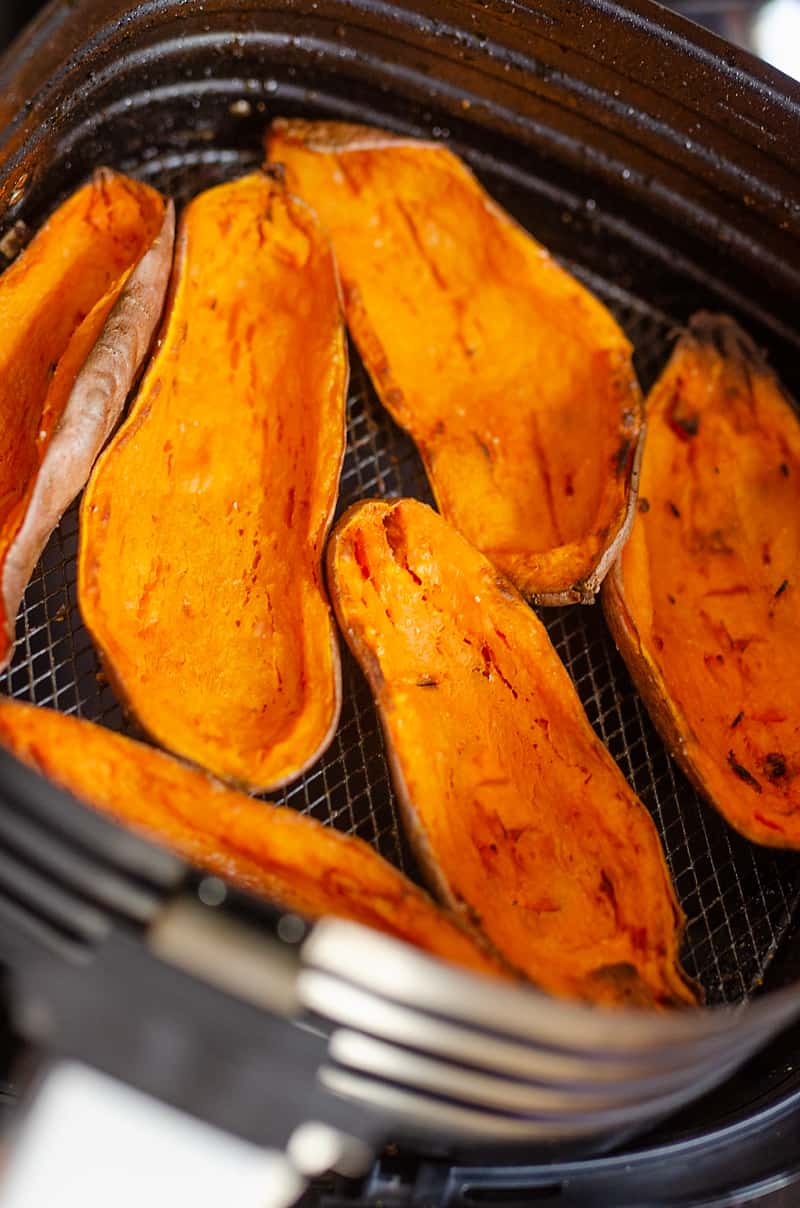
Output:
[{"left": 1, "top": 7, "right": 799, "bottom": 1008}]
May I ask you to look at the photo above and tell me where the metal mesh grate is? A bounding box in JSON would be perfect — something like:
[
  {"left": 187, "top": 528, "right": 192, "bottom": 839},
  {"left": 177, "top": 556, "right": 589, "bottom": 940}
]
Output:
[{"left": 4, "top": 171, "right": 799, "bottom": 1007}]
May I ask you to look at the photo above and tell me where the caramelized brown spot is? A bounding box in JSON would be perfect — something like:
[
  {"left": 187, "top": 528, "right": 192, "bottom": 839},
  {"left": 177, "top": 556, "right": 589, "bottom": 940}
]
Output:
[{"left": 727, "top": 751, "right": 762, "bottom": 793}]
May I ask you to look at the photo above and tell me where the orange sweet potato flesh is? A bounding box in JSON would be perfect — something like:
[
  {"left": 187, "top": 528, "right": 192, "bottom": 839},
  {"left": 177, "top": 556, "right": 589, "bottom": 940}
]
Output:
[
  {"left": 604, "top": 315, "right": 800, "bottom": 848},
  {"left": 0, "top": 698, "right": 504, "bottom": 979},
  {"left": 79, "top": 173, "right": 347, "bottom": 792},
  {"left": 0, "top": 170, "right": 171, "bottom": 668},
  {"left": 267, "top": 120, "right": 644, "bottom": 604},
  {"left": 328, "top": 499, "right": 697, "bottom": 1007}
]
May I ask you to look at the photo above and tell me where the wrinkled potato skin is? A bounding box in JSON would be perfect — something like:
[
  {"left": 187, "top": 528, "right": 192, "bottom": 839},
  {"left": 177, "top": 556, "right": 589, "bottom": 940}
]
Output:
[
  {"left": 329, "top": 498, "right": 697, "bottom": 1008},
  {"left": 267, "top": 120, "right": 643, "bottom": 605},
  {"left": 79, "top": 174, "right": 347, "bottom": 792},
  {"left": 0, "top": 171, "right": 171, "bottom": 668},
  {"left": 604, "top": 314, "right": 800, "bottom": 848},
  {"left": 0, "top": 698, "right": 506, "bottom": 979}
]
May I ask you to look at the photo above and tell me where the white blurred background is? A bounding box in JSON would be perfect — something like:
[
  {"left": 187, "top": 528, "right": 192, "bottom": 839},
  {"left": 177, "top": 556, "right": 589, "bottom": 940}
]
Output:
[{"left": 670, "top": 0, "right": 800, "bottom": 77}]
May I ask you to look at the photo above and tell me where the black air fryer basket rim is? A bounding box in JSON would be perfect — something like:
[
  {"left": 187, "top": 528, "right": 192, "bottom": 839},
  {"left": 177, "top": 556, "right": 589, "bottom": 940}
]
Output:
[{"left": 0, "top": 0, "right": 800, "bottom": 1180}]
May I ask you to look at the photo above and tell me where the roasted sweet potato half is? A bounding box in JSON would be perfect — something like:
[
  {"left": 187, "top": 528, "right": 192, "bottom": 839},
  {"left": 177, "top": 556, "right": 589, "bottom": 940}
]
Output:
[
  {"left": 0, "top": 170, "right": 173, "bottom": 670},
  {"left": 79, "top": 173, "right": 347, "bottom": 792},
  {"left": 604, "top": 315, "right": 800, "bottom": 848},
  {"left": 0, "top": 698, "right": 504, "bottom": 979},
  {"left": 267, "top": 119, "right": 644, "bottom": 604},
  {"left": 328, "top": 499, "right": 696, "bottom": 1007}
]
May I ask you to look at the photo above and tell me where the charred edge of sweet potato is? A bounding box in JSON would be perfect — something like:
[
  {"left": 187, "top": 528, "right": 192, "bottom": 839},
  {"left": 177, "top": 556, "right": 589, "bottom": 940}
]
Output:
[
  {"left": 688, "top": 311, "right": 800, "bottom": 424},
  {"left": 531, "top": 421, "right": 647, "bottom": 607},
  {"left": 688, "top": 311, "right": 768, "bottom": 372}
]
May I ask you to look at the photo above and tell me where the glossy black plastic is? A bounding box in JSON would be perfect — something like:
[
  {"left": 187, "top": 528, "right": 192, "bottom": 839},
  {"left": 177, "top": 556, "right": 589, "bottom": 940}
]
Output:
[{"left": 1, "top": 0, "right": 800, "bottom": 1200}]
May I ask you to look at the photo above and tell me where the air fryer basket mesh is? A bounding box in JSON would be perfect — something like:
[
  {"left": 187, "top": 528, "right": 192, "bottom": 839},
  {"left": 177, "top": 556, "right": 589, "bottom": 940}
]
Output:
[{"left": 3, "top": 144, "right": 799, "bottom": 1009}]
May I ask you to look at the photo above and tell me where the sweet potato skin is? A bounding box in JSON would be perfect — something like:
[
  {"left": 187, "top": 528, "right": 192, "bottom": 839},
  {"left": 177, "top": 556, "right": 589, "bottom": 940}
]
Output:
[
  {"left": 328, "top": 498, "right": 697, "bottom": 1008},
  {"left": 267, "top": 119, "right": 644, "bottom": 604},
  {"left": 79, "top": 173, "right": 347, "bottom": 792},
  {"left": 0, "top": 698, "right": 505, "bottom": 979},
  {"left": 604, "top": 315, "right": 800, "bottom": 848},
  {"left": 0, "top": 171, "right": 171, "bottom": 668}
]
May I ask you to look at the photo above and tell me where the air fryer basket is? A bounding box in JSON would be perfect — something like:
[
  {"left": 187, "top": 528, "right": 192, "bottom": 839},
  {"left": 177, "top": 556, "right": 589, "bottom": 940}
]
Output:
[{"left": 1, "top": 0, "right": 800, "bottom": 1171}]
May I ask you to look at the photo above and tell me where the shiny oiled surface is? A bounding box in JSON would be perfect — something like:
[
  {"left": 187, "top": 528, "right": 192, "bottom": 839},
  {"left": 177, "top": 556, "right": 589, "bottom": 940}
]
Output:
[
  {"left": 605, "top": 316, "right": 800, "bottom": 849},
  {"left": 268, "top": 121, "right": 643, "bottom": 604},
  {"left": 79, "top": 173, "right": 348, "bottom": 792},
  {"left": 2, "top": 144, "right": 795, "bottom": 1006},
  {"left": 0, "top": 171, "right": 166, "bottom": 663},
  {"left": 0, "top": 697, "right": 504, "bottom": 978},
  {"left": 329, "top": 498, "right": 696, "bottom": 1007}
]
